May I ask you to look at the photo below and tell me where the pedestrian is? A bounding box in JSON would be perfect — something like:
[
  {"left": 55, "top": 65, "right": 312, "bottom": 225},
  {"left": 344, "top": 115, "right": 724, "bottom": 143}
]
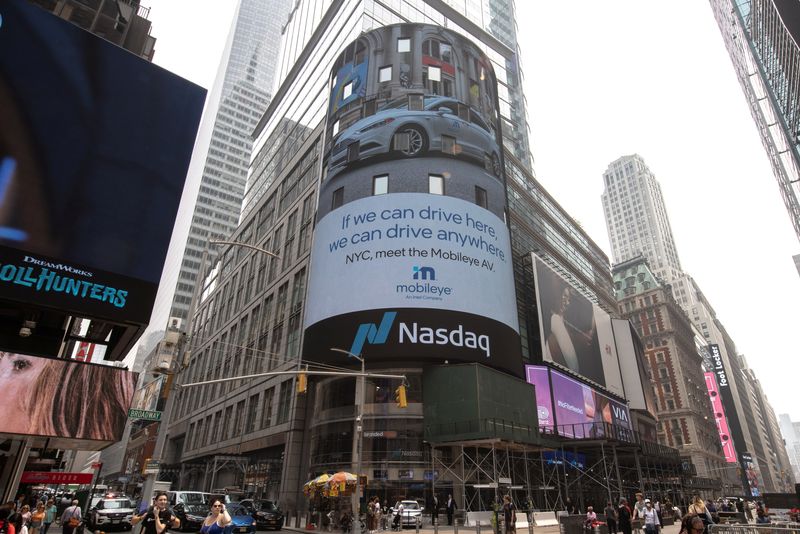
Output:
[
  {"left": 199, "top": 499, "right": 230, "bottom": 534},
  {"left": 641, "top": 500, "right": 659, "bottom": 534},
  {"left": 584, "top": 506, "right": 597, "bottom": 532},
  {"left": 687, "top": 496, "right": 712, "bottom": 532},
  {"left": 43, "top": 500, "right": 57, "bottom": 534},
  {"left": 446, "top": 495, "right": 456, "bottom": 526},
  {"left": 19, "top": 505, "right": 31, "bottom": 534},
  {"left": 678, "top": 514, "right": 704, "bottom": 534},
  {"left": 431, "top": 496, "right": 438, "bottom": 526},
  {"left": 60, "top": 500, "right": 81, "bottom": 534},
  {"left": 604, "top": 501, "right": 618, "bottom": 534},
  {"left": 367, "top": 497, "right": 377, "bottom": 534},
  {"left": 373, "top": 498, "right": 382, "bottom": 532},
  {"left": 631, "top": 494, "right": 646, "bottom": 534},
  {"left": 618, "top": 498, "right": 632, "bottom": 534},
  {"left": 1, "top": 508, "right": 17, "bottom": 534},
  {"left": 132, "top": 492, "right": 180, "bottom": 534},
  {"left": 565, "top": 497, "right": 577, "bottom": 515},
  {"left": 31, "top": 503, "right": 45, "bottom": 534},
  {"left": 502, "top": 496, "right": 516, "bottom": 534}
]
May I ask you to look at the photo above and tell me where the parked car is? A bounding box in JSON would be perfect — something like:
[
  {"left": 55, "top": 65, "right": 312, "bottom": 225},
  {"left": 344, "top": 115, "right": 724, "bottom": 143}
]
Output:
[
  {"left": 89, "top": 496, "right": 135, "bottom": 531},
  {"left": 240, "top": 500, "right": 284, "bottom": 531},
  {"left": 389, "top": 500, "right": 423, "bottom": 527},
  {"left": 328, "top": 96, "right": 501, "bottom": 178},
  {"left": 173, "top": 502, "right": 209, "bottom": 532},
  {"left": 224, "top": 503, "right": 257, "bottom": 534}
]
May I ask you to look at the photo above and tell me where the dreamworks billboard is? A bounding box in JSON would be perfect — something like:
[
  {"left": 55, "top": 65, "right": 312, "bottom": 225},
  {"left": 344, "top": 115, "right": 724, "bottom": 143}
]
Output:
[{"left": 303, "top": 24, "right": 522, "bottom": 375}]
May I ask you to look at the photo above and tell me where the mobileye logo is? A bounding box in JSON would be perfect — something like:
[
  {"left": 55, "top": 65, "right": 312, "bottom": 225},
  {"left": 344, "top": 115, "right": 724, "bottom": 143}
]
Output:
[
  {"left": 412, "top": 266, "right": 435, "bottom": 280},
  {"left": 396, "top": 266, "right": 453, "bottom": 298},
  {"left": 349, "top": 311, "right": 492, "bottom": 357}
]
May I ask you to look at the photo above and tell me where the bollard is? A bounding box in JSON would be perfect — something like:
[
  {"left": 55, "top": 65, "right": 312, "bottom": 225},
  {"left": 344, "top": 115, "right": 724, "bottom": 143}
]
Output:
[
  {"left": 527, "top": 519, "right": 533, "bottom": 534},
  {"left": 454, "top": 519, "right": 458, "bottom": 534},
  {"left": 416, "top": 517, "right": 420, "bottom": 534},
  {"left": 476, "top": 520, "right": 482, "bottom": 534},
  {"left": 434, "top": 518, "right": 439, "bottom": 534}
]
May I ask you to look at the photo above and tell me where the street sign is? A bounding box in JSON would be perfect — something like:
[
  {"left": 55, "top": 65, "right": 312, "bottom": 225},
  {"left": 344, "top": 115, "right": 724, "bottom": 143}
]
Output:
[
  {"left": 142, "top": 460, "right": 160, "bottom": 475},
  {"left": 129, "top": 409, "right": 162, "bottom": 421}
]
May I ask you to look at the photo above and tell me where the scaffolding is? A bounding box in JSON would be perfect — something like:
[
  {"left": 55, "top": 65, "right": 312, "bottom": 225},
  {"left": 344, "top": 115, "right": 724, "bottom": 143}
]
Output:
[{"left": 428, "top": 423, "right": 691, "bottom": 513}]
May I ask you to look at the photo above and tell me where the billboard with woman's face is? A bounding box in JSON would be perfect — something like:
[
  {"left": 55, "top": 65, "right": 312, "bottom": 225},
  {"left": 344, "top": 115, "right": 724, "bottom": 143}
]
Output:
[
  {"left": 0, "top": 352, "right": 136, "bottom": 442},
  {"left": 303, "top": 24, "right": 522, "bottom": 375},
  {"left": 532, "top": 255, "right": 624, "bottom": 395}
]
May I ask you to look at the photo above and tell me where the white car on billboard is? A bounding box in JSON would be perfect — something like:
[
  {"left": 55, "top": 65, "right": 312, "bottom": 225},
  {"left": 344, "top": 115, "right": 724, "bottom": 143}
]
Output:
[{"left": 328, "top": 96, "right": 501, "bottom": 178}]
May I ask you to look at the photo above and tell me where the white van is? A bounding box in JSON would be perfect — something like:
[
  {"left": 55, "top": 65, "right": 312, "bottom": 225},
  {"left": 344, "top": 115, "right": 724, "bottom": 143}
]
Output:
[{"left": 167, "top": 491, "right": 210, "bottom": 507}]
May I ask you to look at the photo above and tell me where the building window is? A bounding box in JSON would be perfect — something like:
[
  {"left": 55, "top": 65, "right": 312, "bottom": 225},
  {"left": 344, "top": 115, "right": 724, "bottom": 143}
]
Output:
[
  {"left": 408, "top": 94, "right": 424, "bottom": 111},
  {"left": 475, "top": 186, "right": 488, "bottom": 209},
  {"left": 441, "top": 134, "right": 456, "bottom": 155},
  {"left": 397, "top": 38, "right": 410, "bottom": 53},
  {"left": 428, "top": 65, "right": 441, "bottom": 82},
  {"left": 379, "top": 65, "right": 392, "bottom": 83},
  {"left": 277, "top": 380, "right": 292, "bottom": 424},
  {"left": 331, "top": 187, "right": 344, "bottom": 210},
  {"left": 342, "top": 81, "right": 353, "bottom": 99},
  {"left": 262, "top": 387, "right": 274, "bottom": 428},
  {"left": 347, "top": 142, "right": 360, "bottom": 162},
  {"left": 332, "top": 120, "right": 339, "bottom": 137},
  {"left": 667, "top": 399, "right": 675, "bottom": 410},
  {"left": 429, "top": 174, "right": 444, "bottom": 195},
  {"left": 373, "top": 175, "right": 388, "bottom": 195}
]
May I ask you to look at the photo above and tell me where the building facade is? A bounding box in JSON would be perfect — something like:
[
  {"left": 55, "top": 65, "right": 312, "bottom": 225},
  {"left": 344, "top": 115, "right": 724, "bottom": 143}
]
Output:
[
  {"left": 27, "top": 0, "right": 156, "bottom": 60},
  {"left": 167, "top": 0, "right": 292, "bottom": 321},
  {"left": 612, "top": 257, "right": 729, "bottom": 492},
  {"left": 601, "top": 154, "right": 683, "bottom": 284},
  {"left": 710, "top": 0, "right": 800, "bottom": 242},
  {"left": 778, "top": 414, "right": 800, "bottom": 483}
]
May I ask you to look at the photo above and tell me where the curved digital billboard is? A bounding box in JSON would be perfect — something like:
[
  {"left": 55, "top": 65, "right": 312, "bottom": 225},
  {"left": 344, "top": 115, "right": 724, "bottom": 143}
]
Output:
[{"left": 303, "top": 24, "right": 522, "bottom": 375}]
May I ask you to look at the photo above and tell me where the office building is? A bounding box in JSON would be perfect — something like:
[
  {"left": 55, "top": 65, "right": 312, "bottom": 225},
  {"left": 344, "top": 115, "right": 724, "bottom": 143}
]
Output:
[
  {"left": 612, "top": 256, "right": 730, "bottom": 493},
  {"left": 601, "top": 154, "right": 683, "bottom": 284},
  {"left": 710, "top": 0, "right": 800, "bottom": 242},
  {"left": 167, "top": 0, "right": 292, "bottom": 322},
  {"left": 27, "top": 0, "right": 156, "bottom": 60},
  {"left": 157, "top": 0, "right": 688, "bottom": 513},
  {"left": 778, "top": 414, "right": 800, "bottom": 483}
]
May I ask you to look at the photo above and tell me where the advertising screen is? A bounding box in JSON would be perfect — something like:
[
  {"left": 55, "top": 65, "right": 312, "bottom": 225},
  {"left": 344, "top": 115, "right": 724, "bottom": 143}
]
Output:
[
  {"left": 0, "top": 351, "right": 136, "bottom": 441},
  {"left": 303, "top": 24, "right": 522, "bottom": 374},
  {"left": 612, "top": 318, "right": 657, "bottom": 415},
  {"left": 532, "top": 256, "right": 623, "bottom": 394},
  {"left": 525, "top": 365, "right": 553, "bottom": 427},
  {"left": 0, "top": 1, "right": 205, "bottom": 324},
  {"left": 704, "top": 371, "right": 737, "bottom": 463},
  {"left": 524, "top": 365, "right": 631, "bottom": 439}
]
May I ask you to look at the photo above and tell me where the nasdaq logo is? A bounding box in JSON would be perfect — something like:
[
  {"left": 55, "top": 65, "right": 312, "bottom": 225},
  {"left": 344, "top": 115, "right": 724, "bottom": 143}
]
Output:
[{"left": 349, "top": 311, "right": 397, "bottom": 355}]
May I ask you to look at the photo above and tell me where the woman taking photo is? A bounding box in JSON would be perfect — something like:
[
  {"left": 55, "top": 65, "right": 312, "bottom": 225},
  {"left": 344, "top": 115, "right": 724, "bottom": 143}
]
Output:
[{"left": 200, "top": 500, "right": 231, "bottom": 534}]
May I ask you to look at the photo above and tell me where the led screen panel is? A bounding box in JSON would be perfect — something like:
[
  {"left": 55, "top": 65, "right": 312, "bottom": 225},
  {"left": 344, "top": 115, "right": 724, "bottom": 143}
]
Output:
[
  {"left": 0, "top": 1, "right": 205, "bottom": 324},
  {"left": 0, "top": 351, "right": 136, "bottom": 441},
  {"left": 524, "top": 364, "right": 631, "bottom": 439},
  {"left": 532, "top": 255, "right": 623, "bottom": 394},
  {"left": 303, "top": 24, "right": 522, "bottom": 375}
]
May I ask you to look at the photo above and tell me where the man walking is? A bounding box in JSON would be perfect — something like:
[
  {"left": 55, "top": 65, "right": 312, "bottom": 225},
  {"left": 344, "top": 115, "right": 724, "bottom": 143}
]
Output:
[
  {"left": 604, "top": 501, "right": 618, "bottom": 534},
  {"left": 446, "top": 495, "right": 456, "bottom": 526},
  {"left": 60, "top": 500, "right": 81, "bottom": 534}
]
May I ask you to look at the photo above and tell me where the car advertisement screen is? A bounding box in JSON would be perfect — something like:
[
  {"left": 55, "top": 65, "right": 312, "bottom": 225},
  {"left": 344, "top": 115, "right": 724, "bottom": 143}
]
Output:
[
  {"left": 704, "top": 371, "right": 737, "bottom": 463},
  {"left": 532, "top": 255, "right": 623, "bottom": 395},
  {"left": 524, "top": 365, "right": 631, "bottom": 439},
  {"left": 303, "top": 24, "right": 522, "bottom": 375},
  {"left": 0, "top": 351, "right": 136, "bottom": 441},
  {"left": 0, "top": 0, "right": 205, "bottom": 324}
]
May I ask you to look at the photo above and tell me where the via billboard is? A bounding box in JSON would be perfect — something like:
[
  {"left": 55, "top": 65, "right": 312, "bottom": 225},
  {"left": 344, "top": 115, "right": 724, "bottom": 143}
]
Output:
[
  {"left": 525, "top": 365, "right": 631, "bottom": 440},
  {"left": 0, "top": 351, "right": 136, "bottom": 442},
  {"left": 0, "top": 1, "right": 205, "bottom": 325},
  {"left": 303, "top": 24, "right": 522, "bottom": 374},
  {"left": 532, "top": 255, "right": 624, "bottom": 395}
]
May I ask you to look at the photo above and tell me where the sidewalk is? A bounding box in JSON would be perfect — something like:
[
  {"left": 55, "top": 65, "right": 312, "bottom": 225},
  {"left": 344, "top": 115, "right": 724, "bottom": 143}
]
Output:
[{"left": 284, "top": 521, "right": 684, "bottom": 534}]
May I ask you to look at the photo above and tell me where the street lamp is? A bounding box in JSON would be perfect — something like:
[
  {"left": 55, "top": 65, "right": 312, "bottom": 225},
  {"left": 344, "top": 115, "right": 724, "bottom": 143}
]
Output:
[{"left": 330, "top": 347, "right": 365, "bottom": 518}]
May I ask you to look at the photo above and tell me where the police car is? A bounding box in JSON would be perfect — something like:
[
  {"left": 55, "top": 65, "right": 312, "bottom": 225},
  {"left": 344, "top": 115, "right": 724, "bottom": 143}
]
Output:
[{"left": 90, "top": 495, "right": 136, "bottom": 531}]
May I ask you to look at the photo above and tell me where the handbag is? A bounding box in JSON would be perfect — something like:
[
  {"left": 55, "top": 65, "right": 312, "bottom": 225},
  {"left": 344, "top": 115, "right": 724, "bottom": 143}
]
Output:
[{"left": 67, "top": 508, "right": 80, "bottom": 528}]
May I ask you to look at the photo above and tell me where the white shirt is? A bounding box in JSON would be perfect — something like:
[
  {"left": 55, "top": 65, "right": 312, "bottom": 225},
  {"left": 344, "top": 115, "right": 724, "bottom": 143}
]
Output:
[{"left": 643, "top": 508, "right": 660, "bottom": 527}]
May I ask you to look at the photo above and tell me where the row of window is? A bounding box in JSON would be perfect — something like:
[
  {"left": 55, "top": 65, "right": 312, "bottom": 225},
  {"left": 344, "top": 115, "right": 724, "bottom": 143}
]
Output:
[{"left": 330, "top": 174, "right": 488, "bottom": 210}]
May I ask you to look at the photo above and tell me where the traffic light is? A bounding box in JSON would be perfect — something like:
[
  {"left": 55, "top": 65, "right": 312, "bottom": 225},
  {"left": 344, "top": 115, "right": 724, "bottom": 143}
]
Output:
[
  {"left": 395, "top": 384, "right": 407, "bottom": 408},
  {"left": 297, "top": 371, "right": 307, "bottom": 394}
]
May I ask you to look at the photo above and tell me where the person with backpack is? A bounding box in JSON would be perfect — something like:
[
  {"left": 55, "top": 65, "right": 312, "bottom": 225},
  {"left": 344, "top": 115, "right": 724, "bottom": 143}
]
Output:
[{"left": 59, "top": 501, "right": 81, "bottom": 534}]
